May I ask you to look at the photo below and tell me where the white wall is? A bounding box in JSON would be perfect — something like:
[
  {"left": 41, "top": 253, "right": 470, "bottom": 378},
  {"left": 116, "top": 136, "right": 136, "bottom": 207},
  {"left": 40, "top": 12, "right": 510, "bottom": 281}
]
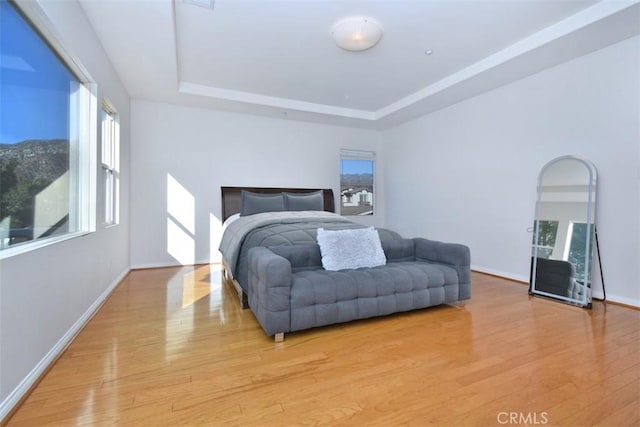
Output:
[
  {"left": 382, "top": 36, "right": 640, "bottom": 306},
  {"left": 0, "top": 0, "right": 131, "bottom": 417},
  {"left": 130, "top": 100, "right": 384, "bottom": 268}
]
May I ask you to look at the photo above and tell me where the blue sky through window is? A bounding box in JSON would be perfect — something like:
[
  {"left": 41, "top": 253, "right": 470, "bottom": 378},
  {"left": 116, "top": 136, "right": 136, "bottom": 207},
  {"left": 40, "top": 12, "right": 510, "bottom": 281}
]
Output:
[
  {"left": 0, "top": 0, "right": 76, "bottom": 144},
  {"left": 341, "top": 159, "right": 373, "bottom": 175}
]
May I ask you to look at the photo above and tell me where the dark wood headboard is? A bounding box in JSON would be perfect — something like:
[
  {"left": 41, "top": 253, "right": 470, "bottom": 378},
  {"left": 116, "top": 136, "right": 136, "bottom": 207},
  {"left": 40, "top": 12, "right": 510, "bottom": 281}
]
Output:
[{"left": 221, "top": 187, "right": 335, "bottom": 221}]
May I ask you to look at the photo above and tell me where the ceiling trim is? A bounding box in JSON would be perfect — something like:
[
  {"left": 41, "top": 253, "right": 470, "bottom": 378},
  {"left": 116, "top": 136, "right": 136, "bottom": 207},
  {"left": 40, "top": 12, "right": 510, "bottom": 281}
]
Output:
[
  {"left": 178, "top": 82, "right": 377, "bottom": 120},
  {"left": 377, "top": 0, "right": 639, "bottom": 120},
  {"left": 174, "top": 0, "right": 639, "bottom": 123}
]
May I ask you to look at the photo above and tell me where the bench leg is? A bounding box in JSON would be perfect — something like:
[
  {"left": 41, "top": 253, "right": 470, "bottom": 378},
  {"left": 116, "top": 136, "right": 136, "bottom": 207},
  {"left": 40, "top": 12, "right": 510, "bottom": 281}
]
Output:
[
  {"left": 448, "top": 300, "right": 466, "bottom": 309},
  {"left": 274, "top": 332, "right": 284, "bottom": 343}
]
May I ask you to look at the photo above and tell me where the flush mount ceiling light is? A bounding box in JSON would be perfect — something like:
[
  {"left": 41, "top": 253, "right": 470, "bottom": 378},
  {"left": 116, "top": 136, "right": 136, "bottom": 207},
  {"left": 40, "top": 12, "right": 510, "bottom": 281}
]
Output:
[{"left": 331, "top": 16, "right": 383, "bottom": 52}]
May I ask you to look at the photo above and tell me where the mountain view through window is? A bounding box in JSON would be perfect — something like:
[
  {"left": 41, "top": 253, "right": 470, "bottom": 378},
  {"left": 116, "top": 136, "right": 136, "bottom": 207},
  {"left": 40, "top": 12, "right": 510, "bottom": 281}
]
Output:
[{"left": 0, "top": 0, "right": 80, "bottom": 249}]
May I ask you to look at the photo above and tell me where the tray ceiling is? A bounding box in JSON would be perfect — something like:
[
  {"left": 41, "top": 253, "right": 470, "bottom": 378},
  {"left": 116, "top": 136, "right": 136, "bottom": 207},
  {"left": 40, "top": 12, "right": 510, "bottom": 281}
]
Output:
[{"left": 79, "top": 0, "right": 640, "bottom": 129}]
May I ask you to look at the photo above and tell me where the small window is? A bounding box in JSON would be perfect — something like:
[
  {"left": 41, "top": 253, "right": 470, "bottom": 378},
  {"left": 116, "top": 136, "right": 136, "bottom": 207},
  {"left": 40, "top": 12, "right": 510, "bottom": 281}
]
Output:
[
  {"left": 101, "top": 103, "right": 119, "bottom": 225},
  {"left": 340, "top": 150, "right": 374, "bottom": 216},
  {"left": 0, "top": 0, "right": 96, "bottom": 254}
]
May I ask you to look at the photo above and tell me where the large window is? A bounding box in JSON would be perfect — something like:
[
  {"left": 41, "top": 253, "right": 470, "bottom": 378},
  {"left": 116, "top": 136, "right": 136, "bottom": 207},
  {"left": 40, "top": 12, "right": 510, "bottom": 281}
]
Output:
[
  {"left": 0, "top": 0, "right": 95, "bottom": 254},
  {"left": 101, "top": 104, "right": 119, "bottom": 225},
  {"left": 340, "top": 149, "right": 375, "bottom": 216},
  {"left": 565, "top": 222, "right": 593, "bottom": 284}
]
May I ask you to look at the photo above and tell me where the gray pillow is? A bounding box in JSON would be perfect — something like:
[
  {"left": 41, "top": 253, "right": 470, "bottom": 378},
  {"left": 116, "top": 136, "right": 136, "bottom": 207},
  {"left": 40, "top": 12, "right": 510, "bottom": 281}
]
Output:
[
  {"left": 284, "top": 191, "right": 324, "bottom": 211},
  {"left": 240, "top": 191, "right": 285, "bottom": 216}
]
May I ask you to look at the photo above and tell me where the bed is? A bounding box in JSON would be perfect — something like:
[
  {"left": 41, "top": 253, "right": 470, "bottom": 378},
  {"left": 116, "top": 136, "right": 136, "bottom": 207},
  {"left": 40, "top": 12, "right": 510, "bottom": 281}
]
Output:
[{"left": 218, "top": 186, "right": 401, "bottom": 308}]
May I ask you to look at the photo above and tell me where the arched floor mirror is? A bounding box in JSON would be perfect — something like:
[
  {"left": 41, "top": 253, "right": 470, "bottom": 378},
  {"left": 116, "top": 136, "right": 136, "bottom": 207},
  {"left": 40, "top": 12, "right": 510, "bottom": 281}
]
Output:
[{"left": 529, "top": 156, "right": 597, "bottom": 308}]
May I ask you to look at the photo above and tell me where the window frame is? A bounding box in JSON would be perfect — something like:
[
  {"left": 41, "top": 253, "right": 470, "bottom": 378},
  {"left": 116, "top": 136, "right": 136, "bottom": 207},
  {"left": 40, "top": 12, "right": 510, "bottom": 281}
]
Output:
[
  {"left": 101, "top": 101, "right": 119, "bottom": 227},
  {"left": 0, "top": 0, "right": 97, "bottom": 259},
  {"left": 339, "top": 149, "right": 376, "bottom": 216}
]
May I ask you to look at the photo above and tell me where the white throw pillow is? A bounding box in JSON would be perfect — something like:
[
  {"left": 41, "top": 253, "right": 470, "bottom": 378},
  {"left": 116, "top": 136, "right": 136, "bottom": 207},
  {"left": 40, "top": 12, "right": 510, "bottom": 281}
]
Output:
[{"left": 316, "top": 227, "right": 387, "bottom": 271}]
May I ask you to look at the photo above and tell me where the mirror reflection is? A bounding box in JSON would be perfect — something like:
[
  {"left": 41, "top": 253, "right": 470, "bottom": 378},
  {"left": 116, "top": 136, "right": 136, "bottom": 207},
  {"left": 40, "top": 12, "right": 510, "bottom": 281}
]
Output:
[{"left": 530, "top": 156, "right": 597, "bottom": 308}]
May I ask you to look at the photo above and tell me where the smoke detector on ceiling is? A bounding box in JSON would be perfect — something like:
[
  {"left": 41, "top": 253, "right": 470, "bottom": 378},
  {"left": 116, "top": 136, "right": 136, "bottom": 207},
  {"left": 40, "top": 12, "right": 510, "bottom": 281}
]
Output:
[{"left": 331, "top": 16, "right": 383, "bottom": 52}]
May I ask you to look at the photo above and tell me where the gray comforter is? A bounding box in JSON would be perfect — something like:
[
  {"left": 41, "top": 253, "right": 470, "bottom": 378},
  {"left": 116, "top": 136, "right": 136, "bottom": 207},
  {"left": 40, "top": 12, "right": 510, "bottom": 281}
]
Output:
[{"left": 219, "top": 211, "right": 401, "bottom": 292}]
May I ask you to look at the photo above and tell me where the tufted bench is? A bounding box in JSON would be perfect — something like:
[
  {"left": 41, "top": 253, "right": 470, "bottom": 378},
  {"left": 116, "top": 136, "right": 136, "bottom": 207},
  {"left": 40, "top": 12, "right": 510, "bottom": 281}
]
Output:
[{"left": 248, "top": 237, "right": 471, "bottom": 341}]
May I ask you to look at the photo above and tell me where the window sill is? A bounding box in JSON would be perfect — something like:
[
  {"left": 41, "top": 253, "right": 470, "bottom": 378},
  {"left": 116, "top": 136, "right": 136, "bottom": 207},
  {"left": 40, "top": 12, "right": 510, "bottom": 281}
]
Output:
[{"left": 0, "top": 231, "right": 92, "bottom": 261}]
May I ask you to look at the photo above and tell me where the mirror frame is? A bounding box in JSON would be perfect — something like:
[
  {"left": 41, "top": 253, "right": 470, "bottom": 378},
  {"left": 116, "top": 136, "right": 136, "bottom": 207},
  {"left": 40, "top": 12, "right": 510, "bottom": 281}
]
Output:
[{"left": 529, "top": 155, "right": 597, "bottom": 308}]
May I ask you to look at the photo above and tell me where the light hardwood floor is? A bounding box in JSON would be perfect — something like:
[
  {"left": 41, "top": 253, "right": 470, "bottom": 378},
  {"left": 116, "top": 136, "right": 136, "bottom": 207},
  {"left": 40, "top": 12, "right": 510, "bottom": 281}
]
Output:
[{"left": 6, "top": 266, "right": 640, "bottom": 426}]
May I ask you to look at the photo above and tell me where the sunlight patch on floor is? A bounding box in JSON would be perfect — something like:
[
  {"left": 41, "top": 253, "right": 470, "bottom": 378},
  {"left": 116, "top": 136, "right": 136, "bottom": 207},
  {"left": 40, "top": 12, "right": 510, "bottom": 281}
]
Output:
[{"left": 181, "top": 264, "right": 219, "bottom": 309}]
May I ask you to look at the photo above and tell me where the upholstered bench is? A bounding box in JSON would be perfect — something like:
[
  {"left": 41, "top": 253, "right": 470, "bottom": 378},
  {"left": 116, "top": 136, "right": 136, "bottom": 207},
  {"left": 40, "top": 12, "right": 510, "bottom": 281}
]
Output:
[{"left": 247, "top": 237, "right": 471, "bottom": 341}]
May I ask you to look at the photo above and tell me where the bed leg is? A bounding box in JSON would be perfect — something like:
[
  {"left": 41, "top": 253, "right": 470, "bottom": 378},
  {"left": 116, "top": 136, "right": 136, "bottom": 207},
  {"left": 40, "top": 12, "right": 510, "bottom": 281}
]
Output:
[
  {"left": 274, "top": 332, "right": 284, "bottom": 343},
  {"left": 221, "top": 263, "right": 250, "bottom": 309}
]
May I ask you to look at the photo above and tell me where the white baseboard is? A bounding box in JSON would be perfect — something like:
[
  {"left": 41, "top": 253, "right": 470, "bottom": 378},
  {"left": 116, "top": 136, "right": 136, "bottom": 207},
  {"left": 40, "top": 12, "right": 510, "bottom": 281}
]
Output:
[
  {"left": 471, "top": 265, "right": 529, "bottom": 283},
  {"left": 0, "top": 268, "right": 129, "bottom": 423},
  {"left": 472, "top": 265, "right": 639, "bottom": 308},
  {"left": 603, "top": 293, "right": 640, "bottom": 308},
  {"left": 131, "top": 259, "right": 214, "bottom": 270}
]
